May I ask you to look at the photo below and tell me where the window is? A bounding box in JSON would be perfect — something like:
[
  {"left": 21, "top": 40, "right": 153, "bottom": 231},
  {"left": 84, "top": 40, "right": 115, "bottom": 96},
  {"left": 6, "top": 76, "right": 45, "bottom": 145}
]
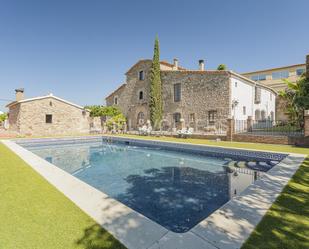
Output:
[
  {"left": 114, "top": 97, "right": 118, "bottom": 105},
  {"left": 139, "top": 71, "right": 145, "bottom": 80},
  {"left": 208, "top": 110, "right": 217, "bottom": 125},
  {"left": 255, "top": 87, "right": 261, "bottom": 104},
  {"left": 139, "top": 91, "right": 144, "bottom": 100},
  {"left": 173, "top": 112, "right": 181, "bottom": 123},
  {"left": 258, "top": 74, "right": 266, "bottom": 81},
  {"left": 261, "top": 110, "right": 266, "bottom": 120},
  {"left": 251, "top": 74, "right": 266, "bottom": 81},
  {"left": 137, "top": 112, "right": 145, "bottom": 125},
  {"left": 272, "top": 71, "right": 289, "bottom": 80},
  {"left": 174, "top": 83, "right": 181, "bottom": 102},
  {"left": 296, "top": 68, "right": 305, "bottom": 76},
  {"left": 243, "top": 106, "right": 246, "bottom": 115},
  {"left": 251, "top": 75, "right": 259, "bottom": 81},
  {"left": 189, "top": 113, "right": 195, "bottom": 122},
  {"left": 45, "top": 114, "right": 52, "bottom": 124},
  {"left": 255, "top": 110, "right": 261, "bottom": 120},
  {"left": 235, "top": 82, "right": 237, "bottom": 87}
]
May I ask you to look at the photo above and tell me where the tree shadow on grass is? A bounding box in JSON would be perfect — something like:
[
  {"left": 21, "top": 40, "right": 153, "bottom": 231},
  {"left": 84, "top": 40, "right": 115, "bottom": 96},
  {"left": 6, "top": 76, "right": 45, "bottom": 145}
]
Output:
[{"left": 76, "top": 223, "right": 126, "bottom": 249}]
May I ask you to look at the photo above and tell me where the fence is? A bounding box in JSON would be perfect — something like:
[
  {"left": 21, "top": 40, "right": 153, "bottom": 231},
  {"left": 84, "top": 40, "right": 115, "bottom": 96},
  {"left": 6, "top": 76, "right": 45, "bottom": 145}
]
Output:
[{"left": 235, "top": 119, "right": 304, "bottom": 137}]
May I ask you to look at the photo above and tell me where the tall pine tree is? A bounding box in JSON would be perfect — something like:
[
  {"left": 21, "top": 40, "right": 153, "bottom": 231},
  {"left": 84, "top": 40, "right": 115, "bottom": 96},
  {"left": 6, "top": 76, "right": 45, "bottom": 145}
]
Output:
[{"left": 149, "top": 36, "right": 163, "bottom": 130}]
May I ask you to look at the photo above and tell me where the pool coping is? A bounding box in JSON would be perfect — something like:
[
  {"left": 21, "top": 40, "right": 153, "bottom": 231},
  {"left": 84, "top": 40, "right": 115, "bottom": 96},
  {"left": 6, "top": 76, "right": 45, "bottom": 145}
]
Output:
[{"left": 1, "top": 137, "right": 306, "bottom": 249}]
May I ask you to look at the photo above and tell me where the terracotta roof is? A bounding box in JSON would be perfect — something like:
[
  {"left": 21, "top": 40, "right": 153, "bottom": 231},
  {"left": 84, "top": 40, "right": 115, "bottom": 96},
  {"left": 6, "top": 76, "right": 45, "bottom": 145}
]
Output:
[
  {"left": 125, "top": 59, "right": 187, "bottom": 74},
  {"left": 6, "top": 93, "right": 89, "bottom": 111},
  {"left": 242, "top": 63, "right": 306, "bottom": 75},
  {"left": 125, "top": 59, "right": 152, "bottom": 74},
  {"left": 105, "top": 83, "right": 126, "bottom": 99}
]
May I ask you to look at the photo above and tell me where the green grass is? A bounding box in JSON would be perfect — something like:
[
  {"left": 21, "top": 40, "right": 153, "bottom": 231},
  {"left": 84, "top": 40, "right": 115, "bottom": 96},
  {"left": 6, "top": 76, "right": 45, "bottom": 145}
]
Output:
[
  {"left": 0, "top": 143, "right": 126, "bottom": 249},
  {"left": 113, "top": 134, "right": 309, "bottom": 154},
  {"left": 1, "top": 134, "right": 309, "bottom": 249},
  {"left": 242, "top": 157, "right": 309, "bottom": 249}
]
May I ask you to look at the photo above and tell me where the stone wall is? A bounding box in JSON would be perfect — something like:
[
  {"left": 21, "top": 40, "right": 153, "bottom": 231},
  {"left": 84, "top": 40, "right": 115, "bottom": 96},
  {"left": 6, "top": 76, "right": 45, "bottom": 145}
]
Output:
[
  {"left": 7, "top": 104, "right": 20, "bottom": 132},
  {"left": 106, "top": 60, "right": 232, "bottom": 131},
  {"left": 160, "top": 71, "right": 231, "bottom": 132},
  {"left": 12, "top": 97, "right": 90, "bottom": 136}
]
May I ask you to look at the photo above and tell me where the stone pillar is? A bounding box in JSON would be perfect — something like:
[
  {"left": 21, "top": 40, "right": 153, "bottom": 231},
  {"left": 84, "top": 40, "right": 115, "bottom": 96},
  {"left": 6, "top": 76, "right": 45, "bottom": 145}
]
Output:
[
  {"left": 226, "top": 118, "right": 235, "bottom": 141},
  {"left": 306, "top": 54, "right": 309, "bottom": 79},
  {"left": 247, "top": 116, "right": 253, "bottom": 132},
  {"left": 304, "top": 110, "right": 309, "bottom": 137}
]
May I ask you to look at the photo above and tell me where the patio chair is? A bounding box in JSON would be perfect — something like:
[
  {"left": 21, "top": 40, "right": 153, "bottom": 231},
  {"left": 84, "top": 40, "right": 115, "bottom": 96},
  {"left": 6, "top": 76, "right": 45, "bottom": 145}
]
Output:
[
  {"left": 183, "top": 127, "right": 194, "bottom": 138},
  {"left": 177, "top": 128, "right": 187, "bottom": 138}
]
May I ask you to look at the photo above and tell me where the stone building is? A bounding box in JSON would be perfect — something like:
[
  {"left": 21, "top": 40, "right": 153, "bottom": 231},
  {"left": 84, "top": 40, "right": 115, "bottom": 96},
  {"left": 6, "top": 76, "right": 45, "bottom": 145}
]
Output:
[
  {"left": 242, "top": 54, "right": 309, "bottom": 120},
  {"left": 106, "top": 59, "right": 276, "bottom": 132},
  {"left": 6, "top": 89, "right": 91, "bottom": 136}
]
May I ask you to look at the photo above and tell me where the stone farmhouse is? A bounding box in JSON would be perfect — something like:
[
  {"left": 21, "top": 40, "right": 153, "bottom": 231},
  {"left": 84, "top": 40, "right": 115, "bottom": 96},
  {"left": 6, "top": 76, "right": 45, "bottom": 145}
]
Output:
[
  {"left": 106, "top": 59, "right": 277, "bottom": 133},
  {"left": 6, "top": 89, "right": 91, "bottom": 136}
]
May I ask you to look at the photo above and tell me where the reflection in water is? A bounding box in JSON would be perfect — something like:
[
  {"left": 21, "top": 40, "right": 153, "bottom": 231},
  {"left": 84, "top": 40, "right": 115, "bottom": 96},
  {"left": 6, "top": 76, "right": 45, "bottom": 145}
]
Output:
[
  {"left": 24, "top": 141, "right": 266, "bottom": 233},
  {"left": 116, "top": 166, "right": 260, "bottom": 232}
]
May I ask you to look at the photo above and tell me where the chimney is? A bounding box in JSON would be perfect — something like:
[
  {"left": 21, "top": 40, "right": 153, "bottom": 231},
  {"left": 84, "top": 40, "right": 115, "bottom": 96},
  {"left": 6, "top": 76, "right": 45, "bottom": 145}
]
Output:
[
  {"left": 15, "top": 88, "right": 24, "bottom": 101},
  {"left": 306, "top": 54, "right": 309, "bottom": 79},
  {"left": 199, "top": 59, "right": 205, "bottom": 71},
  {"left": 173, "top": 58, "right": 179, "bottom": 70}
]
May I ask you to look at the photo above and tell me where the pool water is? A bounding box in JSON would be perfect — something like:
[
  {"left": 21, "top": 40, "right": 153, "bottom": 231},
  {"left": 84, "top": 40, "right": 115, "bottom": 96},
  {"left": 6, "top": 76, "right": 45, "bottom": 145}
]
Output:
[{"left": 22, "top": 139, "right": 280, "bottom": 233}]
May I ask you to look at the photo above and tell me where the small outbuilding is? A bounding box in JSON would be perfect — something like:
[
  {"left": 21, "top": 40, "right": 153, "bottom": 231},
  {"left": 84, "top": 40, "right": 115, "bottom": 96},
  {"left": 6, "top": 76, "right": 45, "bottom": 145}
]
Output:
[{"left": 6, "top": 89, "right": 91, "bottom": 136}]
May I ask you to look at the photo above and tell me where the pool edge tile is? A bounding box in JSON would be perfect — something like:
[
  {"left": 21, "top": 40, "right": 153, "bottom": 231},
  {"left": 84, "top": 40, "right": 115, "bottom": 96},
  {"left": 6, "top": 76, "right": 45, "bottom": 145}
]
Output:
[{"left": 1, "top": 140, "right": 168, "bottom": 249}]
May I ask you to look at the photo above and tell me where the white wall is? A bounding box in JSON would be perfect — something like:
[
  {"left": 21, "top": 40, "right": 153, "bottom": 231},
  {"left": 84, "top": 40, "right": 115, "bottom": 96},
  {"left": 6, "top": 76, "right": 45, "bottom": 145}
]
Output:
[
  {"left": 231, "top": 77, "right": 276, "bottom": 121},
  {"left": 231, "top": 77, "right": 254, "bottom": 120},
  {"left": 254, "top": 88, "right": 276, "bottom": 121}
]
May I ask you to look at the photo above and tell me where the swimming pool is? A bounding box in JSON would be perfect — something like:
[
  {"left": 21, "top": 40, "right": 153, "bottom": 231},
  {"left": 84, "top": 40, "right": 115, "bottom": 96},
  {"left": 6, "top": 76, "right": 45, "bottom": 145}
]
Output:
[{"left": 19, "top": 137, "right": 288, "bottom": 233}]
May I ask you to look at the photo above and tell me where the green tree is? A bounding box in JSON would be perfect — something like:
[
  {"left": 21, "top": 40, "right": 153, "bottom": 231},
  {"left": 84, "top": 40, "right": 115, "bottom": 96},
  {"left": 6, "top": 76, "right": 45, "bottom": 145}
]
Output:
[
  {"left": 217, "top": 64, "right": 227, "bottom": 70},
  {"left": 279, "top": 75, "right": 309, "bottom": 126},
  {"left": 0, "top": 113, "right": 7, "bottom": 122},
  {"left": 106, "top": 113, "right": 126, "bottom": 131},
  {"left": 149, "top": 36, "right": 163, "bottom": 130},
  {"left": 85, "top": 105, "right": 121, "bottom": 117}
]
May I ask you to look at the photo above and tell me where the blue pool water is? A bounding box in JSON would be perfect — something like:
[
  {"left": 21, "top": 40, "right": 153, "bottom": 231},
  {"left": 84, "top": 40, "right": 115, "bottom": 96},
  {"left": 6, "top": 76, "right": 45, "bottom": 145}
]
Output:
[{"left": 21, "top": 138, "right": 286, "bottom": 233}]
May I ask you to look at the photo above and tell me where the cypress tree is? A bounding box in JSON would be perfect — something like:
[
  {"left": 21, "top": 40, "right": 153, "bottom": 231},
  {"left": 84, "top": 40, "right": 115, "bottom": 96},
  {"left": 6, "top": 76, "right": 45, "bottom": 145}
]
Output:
[{"left": 149, "top": 36, "right": 163, "bottom": 130}]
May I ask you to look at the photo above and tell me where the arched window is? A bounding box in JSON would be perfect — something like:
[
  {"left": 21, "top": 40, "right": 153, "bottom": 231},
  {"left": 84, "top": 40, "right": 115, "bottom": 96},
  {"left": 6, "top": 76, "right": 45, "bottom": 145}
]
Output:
[
  {"left": 114, "top": 96, "right": 118, "bottom": 105},
  {"left": 137, "top": 112, "right": 145, "bottom": 125},
  {"left": 139, "top": 91, "right": 144, "bottom": 100},
  {"left": 255, "top": 109, "right": 261, "bottom": 121}
]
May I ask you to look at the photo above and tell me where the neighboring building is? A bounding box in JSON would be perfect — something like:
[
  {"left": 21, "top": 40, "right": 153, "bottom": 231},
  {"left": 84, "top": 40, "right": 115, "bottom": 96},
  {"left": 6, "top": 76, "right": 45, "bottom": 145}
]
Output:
[
  {"left": 106, "top": 59, "right": 276, "bottom": 132},
  {"left": 6, "top": 89, "right": 90, "bottom": 136},
  {"left": 242, "top": 55, "right": 308, "bottom": 120}
]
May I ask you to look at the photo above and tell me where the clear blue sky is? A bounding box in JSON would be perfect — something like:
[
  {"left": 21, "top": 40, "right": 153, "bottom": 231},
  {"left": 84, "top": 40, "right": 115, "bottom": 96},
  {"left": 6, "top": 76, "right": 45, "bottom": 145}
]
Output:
[{"left": 0, "top": 0, "right": 308, "bottom": 112}]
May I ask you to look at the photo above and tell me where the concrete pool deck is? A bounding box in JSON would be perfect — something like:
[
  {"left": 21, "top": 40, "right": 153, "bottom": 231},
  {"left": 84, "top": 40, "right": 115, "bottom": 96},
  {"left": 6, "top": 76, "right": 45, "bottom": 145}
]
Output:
[{"left": 1, "top": 137, "right": 306, "bottom": 249}]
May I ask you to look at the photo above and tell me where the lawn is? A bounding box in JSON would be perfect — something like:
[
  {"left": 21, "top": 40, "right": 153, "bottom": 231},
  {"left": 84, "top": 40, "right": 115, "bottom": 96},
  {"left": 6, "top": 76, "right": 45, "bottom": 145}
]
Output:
[
  {"left": 0, "top": 142, "right": 126, "bottom": 249},
  {"left": 1, "top": 135, "right": 309, "bottom": 249}
]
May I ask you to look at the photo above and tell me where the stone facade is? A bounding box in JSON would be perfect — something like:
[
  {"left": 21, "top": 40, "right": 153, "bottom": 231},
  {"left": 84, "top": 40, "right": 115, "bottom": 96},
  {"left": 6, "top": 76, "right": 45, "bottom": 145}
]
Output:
[
  {"left": 106, "top": 59, "right": 275, "bottom": 132},
  {"left": 160, "top": 70, "right": 231, "bottom": 131},
  {"left": 7, "top": 95, "right": 90, "bottom": 136}
]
